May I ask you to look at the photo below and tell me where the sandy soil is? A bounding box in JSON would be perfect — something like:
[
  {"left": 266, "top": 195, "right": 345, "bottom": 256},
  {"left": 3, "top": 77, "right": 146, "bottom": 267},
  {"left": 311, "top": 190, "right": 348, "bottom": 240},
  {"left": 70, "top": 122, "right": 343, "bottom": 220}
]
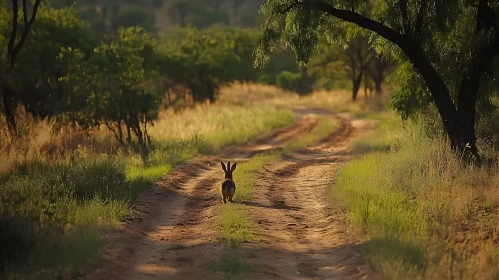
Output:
[{"left": 84, "top": 108, "right": 376, "bottom": 280}]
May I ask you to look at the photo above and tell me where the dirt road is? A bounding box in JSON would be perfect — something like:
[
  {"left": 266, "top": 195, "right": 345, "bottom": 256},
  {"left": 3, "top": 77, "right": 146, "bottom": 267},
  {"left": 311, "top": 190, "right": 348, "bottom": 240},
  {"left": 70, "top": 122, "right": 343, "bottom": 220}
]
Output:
[{"left": 86, "top": 108, "right": 374, "bottom": 280}]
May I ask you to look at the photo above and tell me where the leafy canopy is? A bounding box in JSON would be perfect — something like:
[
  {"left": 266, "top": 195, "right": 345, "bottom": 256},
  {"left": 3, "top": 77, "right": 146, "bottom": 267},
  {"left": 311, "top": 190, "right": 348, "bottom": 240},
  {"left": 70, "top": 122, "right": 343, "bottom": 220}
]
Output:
[{"left": 255, "top": 0, "right": 499, "bottom": 116}]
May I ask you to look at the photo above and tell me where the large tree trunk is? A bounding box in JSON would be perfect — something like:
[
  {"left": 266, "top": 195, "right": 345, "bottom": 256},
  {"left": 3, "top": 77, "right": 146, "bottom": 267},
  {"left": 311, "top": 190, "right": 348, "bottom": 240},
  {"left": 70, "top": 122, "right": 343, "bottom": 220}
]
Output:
[
  {"left": 372, "top": 73, "right": 383, "bottom": 95},
  {"left": 374, "top": 80, "right": 382, "bottom": 95},
  {"left": 352, "top": 73, "right": 362, "bottom": 101},
  {"left": 208, "top": 90, "right": 215, "bottom": 104},
  {"left": 392, "top": 43, "right": 484, "bottom": 160},
  {"left": 453, "top": 70, "right": 480, "bottom": 159},
  {"left": 1, "top": 83, "right": 16, "bottom": 136},
  {"left": 415, "top": 62, "right": 480, "bottom": 160}
]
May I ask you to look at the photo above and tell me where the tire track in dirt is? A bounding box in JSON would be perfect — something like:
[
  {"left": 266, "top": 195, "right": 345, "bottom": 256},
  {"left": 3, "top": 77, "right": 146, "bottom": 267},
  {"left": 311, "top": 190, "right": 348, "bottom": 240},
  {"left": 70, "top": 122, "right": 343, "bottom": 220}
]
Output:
[
  {"left": 84, "top": 110, "right": 322, "bottom": 280},
  {"left": 243, "top": 112, "right": 375, "bottom": 280}
]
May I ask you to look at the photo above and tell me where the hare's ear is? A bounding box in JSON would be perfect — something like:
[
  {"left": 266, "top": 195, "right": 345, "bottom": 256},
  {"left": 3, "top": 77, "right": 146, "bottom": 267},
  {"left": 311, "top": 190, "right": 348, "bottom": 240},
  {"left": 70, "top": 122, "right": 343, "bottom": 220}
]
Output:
[
  {"left": 221, "top": 161, "right": 227, "bottom": 172},
  {"left": 227, "top": 161, "right": 231, "bottom": 171},
  {"left": 230, "top": 162, "right": 237, "bottom": 172}
]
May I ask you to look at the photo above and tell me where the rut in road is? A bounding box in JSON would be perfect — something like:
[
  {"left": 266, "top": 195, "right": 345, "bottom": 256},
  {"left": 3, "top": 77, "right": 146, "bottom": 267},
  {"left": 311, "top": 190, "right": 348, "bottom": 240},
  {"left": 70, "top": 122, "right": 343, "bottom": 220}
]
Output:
[{"left": 85, "top": 109, "right": 374, "bottom": 280}]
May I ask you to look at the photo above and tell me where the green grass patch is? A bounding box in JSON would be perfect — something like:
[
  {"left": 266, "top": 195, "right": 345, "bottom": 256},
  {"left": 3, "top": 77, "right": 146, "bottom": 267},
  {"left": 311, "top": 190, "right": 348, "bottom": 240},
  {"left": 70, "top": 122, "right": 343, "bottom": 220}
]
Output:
[
  {"left": 284, "top": 116, "right": 337, "bottom": 151},
  {"left": 331, "top": 116, "right": 499, "bottom": 279},
  {"left": 232, "top": 153, "right": 280, "bottom": 202},
  {"left": 211, "top": 251, "right": 254, "bottom": 280},
  {"left": 217, "top": 204, "right": 255, "bottom": 246},
  {"left": 217, "top": 153, "right": 280, "bottom": 246},
  {"left": 350, "top": 111, "right": 401, "bottom": 153}
]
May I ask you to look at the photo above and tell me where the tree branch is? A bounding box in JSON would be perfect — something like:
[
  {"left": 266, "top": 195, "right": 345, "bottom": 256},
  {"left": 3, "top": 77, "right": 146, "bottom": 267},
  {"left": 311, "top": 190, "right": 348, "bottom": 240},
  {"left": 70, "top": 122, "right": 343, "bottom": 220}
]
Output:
[
  {"left": 304, "top": 1, "right": 408, "bottom": 49},
  {"left": 477, "top": 0, "right": 492, "bottom": 31},
  {"left": 7, "top": 0, "right": 19, "bottom": 71},
  {"left": 310, "top": 54, "right": 339, "bottom": 68},
  {"left": 9, "top": 0, "right": 42, "bottom": 72},
  {"left": 414, "top": 0, "right": 427, "bottom": 38},
  {"left": 273, "top": 0, "right": 302, "bottom": 15},
  {"left": 22, "top": 0, "right": 28, "bottom": 25},
  {"left": 398, "top": 0, "right": 412, "bottom": 36}
]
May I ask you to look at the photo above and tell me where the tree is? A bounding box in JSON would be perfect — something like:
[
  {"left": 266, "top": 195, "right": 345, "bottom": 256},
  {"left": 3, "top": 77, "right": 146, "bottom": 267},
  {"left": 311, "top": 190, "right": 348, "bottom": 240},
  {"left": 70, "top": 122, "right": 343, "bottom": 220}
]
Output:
[
  {"left": 344, "top": 36, "right": 373, "bottom": 101},
  {"left": 255, "top": 0, "right": 499, "bottom": 159},
  {"left": 113, "top": 6, "right": 156, "bottom": 33},
  {"left": 0, "top": 4, "right": 92, "bottom": 136},
  {"left": 159, "top": 27, "right": 240, "bottom": 104},
  {"left": 1, "top": 0, "right": 42, "bottom": 135},
  {"left": 366, "top": 54, "right": 395, "bottom": 95},
  {"left": 59, "top": 27, "right": 161, "bottom": 145}
]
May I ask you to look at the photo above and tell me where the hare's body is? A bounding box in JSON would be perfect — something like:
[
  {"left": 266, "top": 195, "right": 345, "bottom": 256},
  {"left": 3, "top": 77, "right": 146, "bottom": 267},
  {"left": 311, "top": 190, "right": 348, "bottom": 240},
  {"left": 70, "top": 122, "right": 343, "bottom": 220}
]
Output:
[
  {"left": 220, "top": 161, "right": 237, "bottom": 204},
  {"left": 221, "top": 179, "right": 236, "bottom": 203}
]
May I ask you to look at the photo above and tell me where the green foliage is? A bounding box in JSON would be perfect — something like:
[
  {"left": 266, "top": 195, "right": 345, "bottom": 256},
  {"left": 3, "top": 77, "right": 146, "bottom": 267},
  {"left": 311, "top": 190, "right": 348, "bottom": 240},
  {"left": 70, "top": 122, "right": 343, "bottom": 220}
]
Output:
[
  {"left": 159, "top": 27, "right": 246, "bottom": 103},
  {"left": 52, "top": 0, "right": 161, "bottom": 36},
  {"left": 163, "top": 0, "right": 229, "bottom": 28},
  {"left": 0, "top": 4, "right": 92, "bottom": 118},
  {"left": 162, "top": 0, "right": 262, "bottom": 28},
  {"left": 0, "top": 158, "right": 130, "bottom": 277},
  {"left": 113, "top": 6, "right": 156, "bottom": 32},
  {"left": 276, "top": 70, "right": 301, "bottom": 91},
  {"left": 59, "top": 27, "right": 162, "bottom": 144}
]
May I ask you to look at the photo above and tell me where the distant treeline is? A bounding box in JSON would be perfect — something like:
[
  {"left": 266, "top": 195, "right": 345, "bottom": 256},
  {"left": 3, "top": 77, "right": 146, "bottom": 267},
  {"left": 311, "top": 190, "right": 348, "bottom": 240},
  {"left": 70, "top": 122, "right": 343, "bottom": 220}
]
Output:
[{"left": 0, "top": 1, "right": 394, "bottom": 145}]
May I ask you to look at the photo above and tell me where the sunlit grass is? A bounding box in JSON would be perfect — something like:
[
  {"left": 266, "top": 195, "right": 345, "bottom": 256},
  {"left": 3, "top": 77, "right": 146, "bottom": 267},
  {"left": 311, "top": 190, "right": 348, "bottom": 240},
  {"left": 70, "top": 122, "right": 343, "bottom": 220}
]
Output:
[
  {"left": 284, "top": 115, "right": 337, "bottom": 151},
  {"left": 150, "top": 103, "right": 294, "bottom": 152},
  {"left": 217, "top": 204, "right": 255, "bottom": 246},
  {"left": 350, "top": 111, "right": 401, "bottom": 153},
  {"left": 331, "top": 116, "right": 499, "bottom": 279}
]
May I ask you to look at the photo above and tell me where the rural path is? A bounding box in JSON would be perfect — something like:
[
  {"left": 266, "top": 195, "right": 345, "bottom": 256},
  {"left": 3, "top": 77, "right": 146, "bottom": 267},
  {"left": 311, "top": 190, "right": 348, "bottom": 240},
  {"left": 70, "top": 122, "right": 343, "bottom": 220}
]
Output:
[{"left": 85, "top": 108, "right": 375, "bottom": 280}]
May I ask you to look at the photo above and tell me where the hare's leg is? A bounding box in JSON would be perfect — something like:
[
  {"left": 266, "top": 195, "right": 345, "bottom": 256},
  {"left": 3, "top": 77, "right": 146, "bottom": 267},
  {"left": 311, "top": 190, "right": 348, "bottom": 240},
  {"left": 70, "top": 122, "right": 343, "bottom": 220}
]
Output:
[{"left": 223, "top": 196, "right": 227, "bottom": 204}]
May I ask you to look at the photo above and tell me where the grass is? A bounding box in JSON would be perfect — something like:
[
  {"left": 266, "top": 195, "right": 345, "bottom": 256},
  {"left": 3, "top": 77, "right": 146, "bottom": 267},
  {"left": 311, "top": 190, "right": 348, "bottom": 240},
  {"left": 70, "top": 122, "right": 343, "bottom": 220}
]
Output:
[
  {"left": 284, "top": 115, "right": 337, "bottom": 151},
  {"left": 330, "top": 117, "right": 499, "bottom": 279},
  {"left": 0, "top": 92, "right": 295, "bottom": 279},
  {"left": 216, "top": 153, "right": 280, "bottom": 247}
]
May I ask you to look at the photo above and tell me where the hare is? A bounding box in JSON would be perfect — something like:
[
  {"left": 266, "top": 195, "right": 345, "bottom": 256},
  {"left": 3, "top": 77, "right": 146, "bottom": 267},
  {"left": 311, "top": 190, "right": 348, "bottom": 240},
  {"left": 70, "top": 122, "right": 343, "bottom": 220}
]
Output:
[{"left": 220, "top": 161, "right": 237, "bottom": 203}]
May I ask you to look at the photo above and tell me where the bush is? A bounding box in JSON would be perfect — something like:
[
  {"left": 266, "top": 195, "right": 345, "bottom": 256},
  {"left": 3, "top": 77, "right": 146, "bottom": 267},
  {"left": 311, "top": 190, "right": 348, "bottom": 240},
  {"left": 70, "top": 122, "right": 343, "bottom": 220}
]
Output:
[
  {"left": 0, "top": 158, "right": 131, "bottom": 276},
  {"left": 276, "top": 71, "right": 301, "bottom": 91}
]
